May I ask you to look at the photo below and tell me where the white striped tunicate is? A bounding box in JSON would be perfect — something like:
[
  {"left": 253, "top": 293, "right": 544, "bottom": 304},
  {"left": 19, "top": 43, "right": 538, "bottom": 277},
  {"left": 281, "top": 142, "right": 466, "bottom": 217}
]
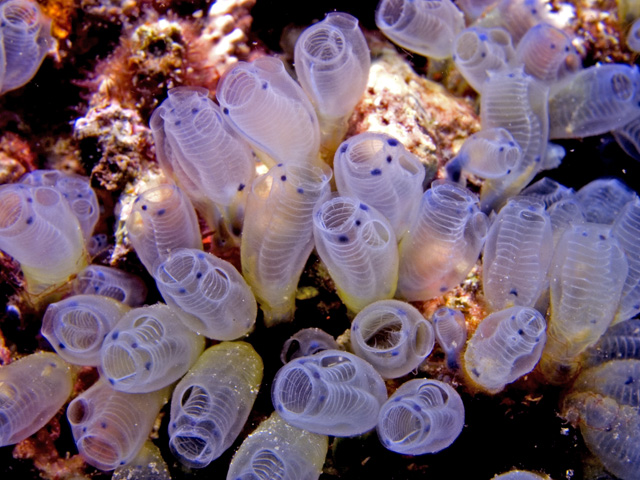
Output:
[
  {"left": 432, "top": 307, "right": 467, "bottom": 370},
  {"left": 72, "top": 265, "right": 148, "bottom": 307}
]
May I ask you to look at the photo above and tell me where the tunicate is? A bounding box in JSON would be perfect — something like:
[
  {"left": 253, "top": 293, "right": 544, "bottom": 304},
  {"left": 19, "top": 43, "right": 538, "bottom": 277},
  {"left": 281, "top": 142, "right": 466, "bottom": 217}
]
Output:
[
  {"left": 396, "top": 180, "right": 487, "bottom": 301},
  {"left": 482, "top": 198, "right": 553, "bottom": 311},
  {"left": 100, "top": 304, "right": 205, "bottom": 393},
  {"left": 376, "top": 378, "right": 464, "bottom": 455},
  {"left": 125, "top": 183, "right": 203, "bottom": 274},
  {"left": 271, "top": 350, "right": 387, "bottom": 436},
  {"left": 72, "top": 265, "right": 148, "bottom": 307},
  {"left": 241, "top": 162, "right": 332, "bottom": 324},
  {"left": 519, "top": 177, "right": 574, "bottom": 208},
  {"left": 432, "top": 307, "right": 467, "bottom": 370},
  {"left": 0, "top": 352, "right": 73, "bottom": 447},
  {"left": 333, "top": 132, "right": 425, "bottom": 238},
  {"left": 111, "top": 441, "right": 171, "bottom": 480},
  {"left": 612, "top": 196, "right": 640, "bottom": 322},
  {"left": 464, "top": 306, "right": 547, "bottom": 393},
  {"left": 375, "top": 0, "right": 465, "bottom": 60},
  {"left": 41, "top": 294, "right": 130, "bottom": 366},
  {"left": 154, "top": 248, "right": 257, "bottom": 340},
  {"left": 280, "top": 328, "right": 339, "bottom": 364},
  {"left": 169, "top": 342, "right": 263, "bottom": 468},
  {"left": 67, "top": 380, "right": 169, "bottom": 471},
  {"left": 0, "top": 0, "right": 53, "bottom": 94},
  {"left": 575, "top": 177, "right": 636, "bottom": 225},
  {"left": 312, "top": 196, "right": 398, "bottom": 312},
  {"left": 350, "top": 299, "right": 435, "bottom": 379},
  {"left": 226, "top": 412, "right": 328, "bottom": 480},
  {"left": 585, "top": 319, "right": 640, "bottom": 367},
  {"left": 216, "top": 56, "right": 320, "bottom": 166}
]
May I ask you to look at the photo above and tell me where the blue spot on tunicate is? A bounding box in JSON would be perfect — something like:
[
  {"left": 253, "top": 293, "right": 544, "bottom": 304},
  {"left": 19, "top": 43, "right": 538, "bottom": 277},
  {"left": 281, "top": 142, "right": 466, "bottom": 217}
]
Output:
[
  {"left": 238, "top": 183, "right": 245, "bottom": 191},
  {"left": 599, "top": 234, "right": 606, "bottom": 240},
  {"left": 198, "top": 253, "right": 205, "bottom": 259},
  {"left": 386, "top": 155, "right": 392, "bottom": 163},
  {"left": 174, "top": 120, "right": 181, "bottom": 126},
  {"left": 101, "top": 422, "right": 107, "bottom": 428},
  {"left": 535, "top": 156, "right": 541, "bottom": 163},
  {"left": 518, "top": 329, "right": 524, "bottom": 335},
  {"left": 277, "top": 163, "right": 283, "bottom": 167},
  {"left": 112, "top": 331, "right": 119, "bottom": 340},
  {"left": 179, "top": 288, "right": 186, "bottom": 294},
  {"left": 132, "top": 342, "right": 138, "bottom": 348},
  {"left": 59, "top": 343, "right": 65, "bottom": 349},
  {"left": 109, "top": 378, "right": 115, "bottom": 385},
  {"left": 582, "top": 231, "right": 588, "bottom": 237},
  {"left": 281, "top": 175, "right": 287, "bottom": 181},
  {"left": 413, "top": 404, "right": 422, "bottom": 412},
  {"left": 319, "top": 395, "right": 326, "bottom": 402},
  {"left": 297, "top": 187, "right": 304, "bottom": 194},
  {"left": 359, "top": 203, "right": 368, "bottom": 210},
  {"left": 26, "top": 217, "right": 33, "bottom": 225},
  {"left": 391, "top": 351, "right": 399, "bottom": 356},
  {"left": 277, "top": 404, "right": 284, "bottom": 412},
  {"left": 192, "top": 108, "right": 199, "bottom": 114},
  {"left": 340, "top": 144, "right": 348, "bottom": 153},
  {"left": 223, "top": 108, "right": 229, "bottom": 114},
  {"left": 157, "top": 208, "right": 166, "bottom": 216},
  {"left": 510, "top": 289, "right": 518, "bottom": 296},
  {"left": 499, "top": 147, "right": 504, "bottom": 152},
  {"left": 472, "top": 368, "right": 480, "bottom": 377},
  {"left": 625, "top": 377, "right": 634, "bottom": 385},
  {"left": 440, "top": 286, "right": 447, "bottom": 292},
  {"left": 387, "top": 138, "right": 398, "bottom": 146},
  {"left": 481, "top": 52, "right": 486, "bottom": 58},
  {"left": 141, "top": 205, "right": 147, "bottom": 211},
  {"left": 355, "top": 220, "right": 361, "bottom": 226},
  {"left": 550, "top": 43, "right": 556, "bottom": 49},
  {"left": 145, "top": 362, "right": 151, "bottom": 370},
  {"left": 338, "top": 235, "right": 349, "bottom": 242},
  {"left": 27, "top": 197, "right": 32, "bottom": 203},
  {"left": 313, "top": 371, "right": 320, "bottom": 379},
  {"left": 196, "top": 272, "right": 202, "bottom": 279},
  {"left": 371, "top": 168, "right": 382, "bottom": 176}
]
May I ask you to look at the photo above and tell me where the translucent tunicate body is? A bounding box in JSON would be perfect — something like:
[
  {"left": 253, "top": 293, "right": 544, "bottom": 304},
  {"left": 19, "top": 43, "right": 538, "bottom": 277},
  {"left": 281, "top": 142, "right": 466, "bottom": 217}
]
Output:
[
  {"left": 375, "top": 0, "right": 465, "bottom": 60},
  {"left": 226, "top": 412, "right": 328, "bottom": 480},
  {"left": 519, "top": 177, "right": 574, "bottom": 208},
  {"left": 452, "top": 27, "right": 515, "bottom": 93},
  {"left": 492, "top": 471, "right": 551, "bottom": 480},
  {"left": 396, "top": 181, "right": 487, "bottom": 301},
  {"left": 20, "top": 169, "right": 99, "bottom": 243},
  {"left": 350, "top": 299, "right": 435, "bottom": 379},
  {"left": 0, "top": 0, "right": 53, "bottom": 94},
  {"left": 445, "top": 128, "right": 521, "bottom": 181},
  {"left": 547, "top": 196, "right": 586, "bottom": 245},
  {"left": 475, "top": 0, "right": 555, "bottom": 44},
  {"left": 0, "top": 183, "right": 87, "bottom": 296},
  {"left": 217, "top": 57, "right": 320, "bottom": 166},
  {"left": 482, "top": 198, "right": 553, "bottom": 311},
  {"left": 540, "top": 223, "right": 628, "bottom": 384},
  {"left": 100, "top": 304, "right": 205, "bottom": 393},
  {"left": 464, "top": 306, "right": 547, "bottom": 393},
  {"left": 612, "top": 197, "right": 640, "bottom": 322},
  {"left": 72, "top": 265, "right": 148, "bottom": 307},
  {"left": 280, "top": 328, "right": 339, "bottom": 364},
  {"left": 627, "top": 17, "right": 640, "bottom": 52},
  {"left": 169, "top": 342, "right": 263, "bottom": 468},
  {"left": 563, "top": 359, "right": 640, "bottom": 480},
  {"left": 125, "top": 184, "right": 202, "bottom": 274},
  {"left": 294, "top": 12, "right": 370, "bottom": 153},
  {"left": 41, "top": 294, "right": 130, "bottom": 366},
  {"left": 575, "top": 178, "right": 636, "bottom": 225},
  {"left": 241, "top": 162, "right": 332, "bottom": 324},
  {"left": 548, "top": 63, "right": 640, "bottom": 139},
  {"left": 312, "top": 196, "right": 398, "bottom": 312},
  {"left": 0, "top": 352, "right": 73, "bottom": 447},
  {"left": 111, "top": 441, "right": 171, "bottom": 480},
  {"left": 432, "top": 307, "right": 467, "bottom": 369},
  {"left": 67, "top": 380, "right": 169, "bottom": 471},
  {"left": 480, "top": 67, "right": 550, "bottom": 211},
  {"left": 154, "top": 248, "right": 257, "bottom": 340},
  {"left": 612, "top": 114, "right": 640, "bottom": 161},
  {"left": 271, "top": 350, "right": 388, "bottom": 436},
  {"left": 333, "top": 132, "right": 425, "bottom": 238},
  {"left": 376, "top": 378, "right": 464, "bottom": 455},
  {"left": 585, "top": 319, "right": 640, "bottom": 367},
  {"left": 514, "top": 23, "right": 581, "bottom": 84}
]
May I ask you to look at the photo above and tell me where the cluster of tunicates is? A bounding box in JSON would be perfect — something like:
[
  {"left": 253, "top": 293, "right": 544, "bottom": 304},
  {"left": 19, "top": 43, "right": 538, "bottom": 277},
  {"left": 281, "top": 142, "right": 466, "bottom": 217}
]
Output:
[{"left": 3, "top": 2, "right": 640, "bottom": 479}]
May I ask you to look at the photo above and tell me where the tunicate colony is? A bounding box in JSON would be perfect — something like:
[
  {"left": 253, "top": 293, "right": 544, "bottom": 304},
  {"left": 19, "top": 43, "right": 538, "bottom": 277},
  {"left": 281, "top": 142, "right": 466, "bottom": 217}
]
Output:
[{"left": 0, "top": 0, "right": 640, "bottom": 479}]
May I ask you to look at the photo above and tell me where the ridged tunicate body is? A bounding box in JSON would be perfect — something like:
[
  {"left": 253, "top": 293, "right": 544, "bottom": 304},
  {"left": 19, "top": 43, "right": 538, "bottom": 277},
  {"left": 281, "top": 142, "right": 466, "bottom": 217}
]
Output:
[
  {"left": 100, "top": 304, "right": 205, "bottom": 393},
  {"left": 432, "top": 307, "right": 467, "bottom": 369},
  {"left": 548, "top": 63, "right": 640, "bottom": 139},
  {"left": 20, "top": 169, "right": 99, "bottom": 243},
  {"left": 271, "top": 350, "right": 387, "bottom": 436},
  {"left": 226, "top": 412, "right": 328, "bottom": 480},
  {"left": 519, "top": 177, "right": 574, "bottom": 208},
  {"left": 169, "top": 342, "right": 263, "bottom": 468},
  {"left": 628, "top": 17, "right": 640, "bottom": 52},
  {"left": 294, "top": 12, "right": 370, "bottom": 152},
  {"left": 476, "top": 0, "right": 555, "bottom": 44},
  {"left": 67, "top": 380, "right": 169, "bottom": 471},
  {"left": 333, "top": 132, "right": 425, "bottom": 238},
  {"left": 375, "top": 0, "right": 465, "bottom": 60},
  {"left": 111, "top": 441, "right": 171, "bottom": 480},
  {"left": 0, "top": 0, "right": 53, "bottom": 94},
  {"left": 72, "top": 265, "right": 148, "bottom": 307},
  {"left": 0, "top": 352, "right": 73, "bottom": 447},
  {"left": 313, "top": 196, "right": 398, "bottom": 312},
  {"left": 376, "top": 378, "right": 464, "bottom": 455},
  {"left": 482, "top": 198, "right": 553, "bottom": 311},
  {"left": 125, "top": 184, "right": 202, "bottom": 274},
  {"left": 445, "top": 127, "right": 521, "bottom": 181},
  {"left": 575, "top": 178, "right": 636, "bottom": 225},
  {"left": 241, "top": 162, "right": 332, "bottom": 324},
  {"left": 492, "top": 471, "right": 550, "bottom": 480},
  {"left": 585, "top": 319, "right": 640, "bottom": 367},
  {"left": 280, "top": 328, "right": 339, "bottom": 364},
  {"left": 0, "top": 183, "right": 87, "bottom": 296},
  {"left": 154, "top": 248, "right": 257, "bottom": 340},
  {"left": 452, "top": 27, "right": 515, "bottom": 93},
  {"left": 540, "top": 223, "right": 628, "bottom": 383},
  {"left": 464, "top": 306, "right": 547, "bottom": 393},
  {"left": 612, "top": 197, "right": 640, "bottom": 322},
  {"left": 350, "top": 299, "right": 434, "bottom": 379},
  {"left": 149, "top": 86, "right": 256, "bottom": 221},
  {"left": 396, "top": 181, "right": 487, "bottom": 301},
  {"left": 217, "top": 57, "right": 320, "bottom": 166},
  {"left": 514, "top": 23, "right": 581, "bottom": 84},
  {"left": 480, "top": 67, "right": 549, "bottom": 211},
  {"left": 563, "top": 359, "right": 640, "bottom": 480},
  {"left": 41, "top": 294, "right": 130, "bottom": 366}
]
